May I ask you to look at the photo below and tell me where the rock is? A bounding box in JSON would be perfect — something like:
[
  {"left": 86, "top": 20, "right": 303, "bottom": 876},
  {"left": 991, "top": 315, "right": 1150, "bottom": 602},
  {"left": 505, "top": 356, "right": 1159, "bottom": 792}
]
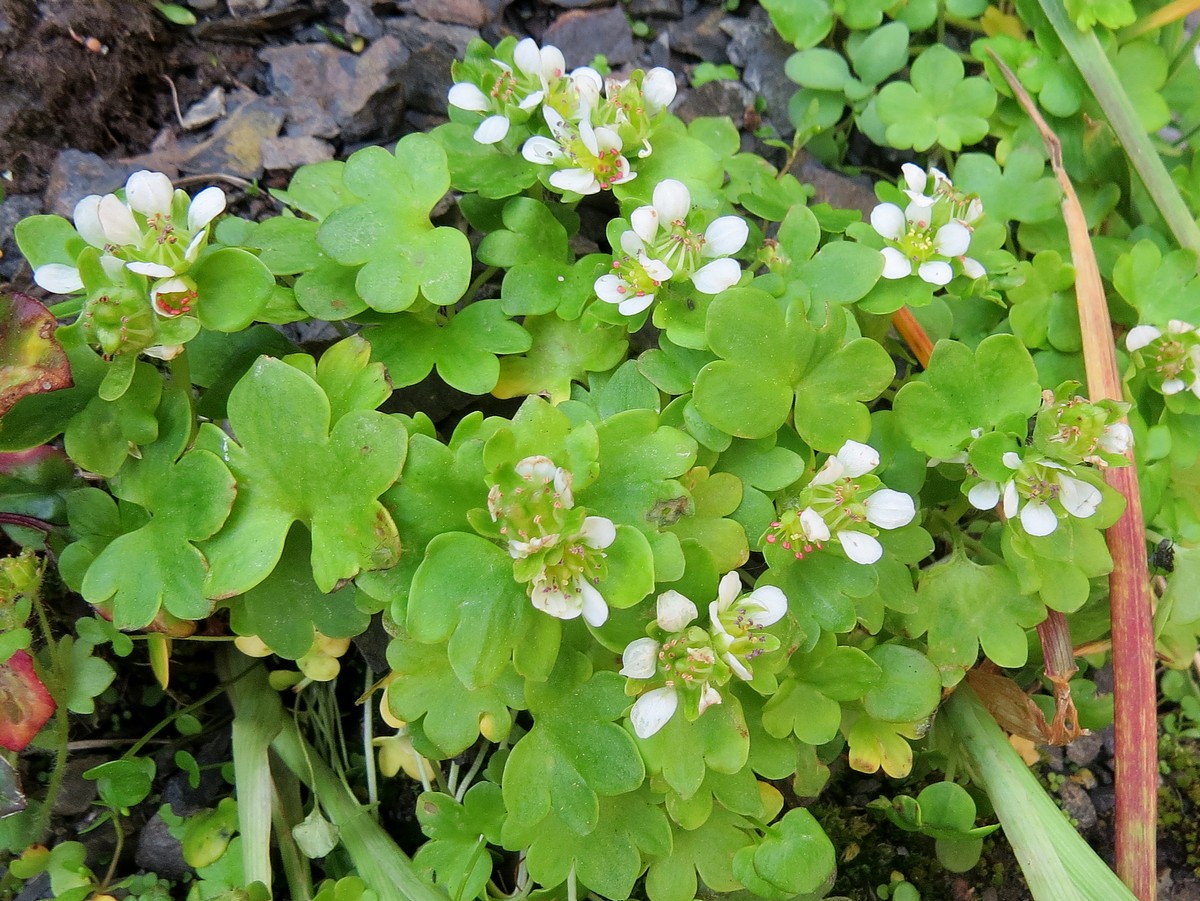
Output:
[
  {"left": 344, "top": 0, "right": 385, "bottom": 38},
  {"left": 228, "top": 0, "right": 271, "bottom": 12},
  {"left": 261, "top": 36, "right": 410, "bottom": 143},
  {"left": 543, "top": 0, "right": 610, "bottom": 10},
  {"left": 543, "top": 6, "right": 636, "bottom": 69},
  {"left": 0, "top": 192, "right": 42, "bottom": 281},
  {"left": 789, "top": 150, "right": 876, "bottom": 217},
  {"left": 627, "top": 0, "right": 683, "bottom": 19},
  {"left": 674, "top": 78, "right": 753, "bottom": 124},
  {"left": 181, "top": 86, "right": 227, "bottom": 131},
  {"left": 1065, "top": 730, "right": 1104, "bottom": 768},
  {"left": 135, "top": 811, "right": 190, "bottom": 880},
  {"left": 14, "top": 874, "right": 51, "bottom": 901},
  {"left": 261, "top": 135, "right": 335, "bottom": 169},
  {"left": 411, "top": 0, "right": 499, "bottom": 29},
  {"left": 386, "top": 17, "right": 479, "bottom": 116},
  {"left": 178, "top": 94, "right": 286, "bottom": 178},
  {"left": 1057, "top": 780, "right": 1097, "bottom": 829},
  {"left": 44, "top": 150, "right": 141, "bottom": 218},
  {"left": 724, "top": 8, "right": 794, "bottom": 137},
  {"left": 668, "top": 5, "right": 730, "bottom": 63},
  {"left": 52, "top": 755, "right": 106, "bottom": 817}
]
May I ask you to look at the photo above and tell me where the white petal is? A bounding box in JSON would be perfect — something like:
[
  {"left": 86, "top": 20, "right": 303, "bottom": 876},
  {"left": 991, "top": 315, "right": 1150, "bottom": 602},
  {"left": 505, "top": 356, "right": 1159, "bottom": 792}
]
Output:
[
  {"left": 917, "top": 260, "right": 953, "bottom": 286},
  {"left": 609, "top": 159, "right": 636, "bottom": 186},
  {"left": 1001, "top": 452, "right": 1022, "bottom": 469},
  {"left": 448, "top": 81, "right": 490, "bottom": 112},
  {"left": 514, "top": 38, "right": 541, "bottom": 77},
  {"left": 620, "top": 229, "right": 648, "bottom": 256},
  {"left": 880, "top": 247, "right": 912, "bottom": 279},
  {"left": 962, "top": 197, "right": 984, "bottom": 224},
  {"left": 99, "top": 255, "right": 126, "bottom": 280},
  {"left": 72, "top": 195, "right": 107, "bottom": 248},
  {"left": 579, "top": 580, "right": 609, "bottom": 627},
  {"left": 1058, "top": 475, "right": 1102, "bottom": 519},
  {"left": 1167, "top": 319, "right": 1193, "bottom": 333},
  {"left": 934, "top": 221, "right": 971, "bottom": 257},
  {"left": 870, "top": 203, "right": 906, "bottom": 240},
  {"left": 838, "top": 530, "right": 883, "bottom": 565},
  {"left": 800, "top": 507, "right": 830, "bottom": 542},
  {"left": 515, "top": 455, "right": 557, "bottom": 481},
  {"left": 809, "top": 455, "right": 844, "bottom": 486},
  {"left": 543, "top": 103, "right": 569, "bottom": 137},
  {"left": 967, "top": 481, "right": 1000, "bottom": 510},
  {"left": 620, "top": 638, "right": 661, "bottom": 678},
  {"left": 717, "top": 571, "right": 743, "bottom": 609},
  {"left": 474, "top": 115, "right": 511, "bottom": 144},
  {"left": 150, "top": 276, "right": 193, "bottom": 316},
  {"left": 929, "top": 166, "right": 950, "bottom": 187},
  {"left": 865, "top": 489, "right": 916, "bottom": 529},
  {"left": 836, "top": 440, "right": 880, "bottom": 477},
  {"left": 530, "top": 577, "right": 584, "bottom": 620},
  {"left": 125, "top": 170, "right": 174, "bottom": 216},
  {"left": 595, "top": 273, "right": 631, "bottom": 304},
  {"left": 97, "top": 194, "right": 142, "bottom": 245},
  {"left": 522, "top": 136, "right": 564, "bottom": 165},
  {"left": 697, "top": 683, "right": 722, "bottom": 713},
  {"left": 643, "top": 67, "right": 677, "bottom": 111},
  {"left": 127, "top": 261, "right": 178, "bottom": 278},
  {"left": 690, "top": 258, "right": 741, "bottom": 294},
  {"left": 549, "top": 168, "right": 600, "bottom": 195},
  {"left": 1125, "top": 325, "right": 1161, "bottom": 351},
  {"left": 618, "top": 293, "right": 655, "bottom": 316},
  {"left": 904, "top": 197, "right": 935, "bottom": 226},
  {"left": 593, "top": 126, "right": 622, "bottom": 153},
  {"left": 901, "top": 163, "right": 927, "bottom": 194},
  {"left": 656, "top": 590, "right": 698, "bottom": 632},
  {"left": 1001, "top": 481, "right": 1020, "bottom": 519},
  {"left": 577, "top": 117, "right": 599, "bottom": 155},
  {"left": 1162, "top": 378, "right": 1185, "bottom": 395},
  {"left": 1098, "top": 423, "right": 1133, "bottom": 455},
  {"left": 631, "top": 205, "right": 659, "bottom": 243},
  {"left": 570, "top": 67, "right": 602, "bottom": 107},
  {"left": 1020, "top": 501, "right": 1058, "bottom": 536},
  {"left": 187, "top": 186, "right": 226, "bottom": 232},
  {"left": 641, "top": 256, "right": 673, "bottom": 282},
  {"left": 184, "top": 229, "right": 207, "bottom": 263},
  {"left": 960, "top": 256, "right": 986, "bottom": 279},
  {"left": 652, "top": 179, "right": 690, "bottom": 222},
  {"left": 703, "top": 216, "right": 749, "bottom": 257},
  {"left": 517, "top": 90, "right": 544, "bottom": 111},
  {"left": 630, "top": 686, "right": 678, "bottom": 738},
  {"left": 33, "top": 263, "right": 84, "bottom": 294},
  {"left": 142, "top": 343, "right": 184, "bottom": 361},
  {"left": 580, "top": 515, "right": 616, "bottom": 549},
  {"left": 743, "top": 585, "right": 788, "bottom": 627},
  {"left": 723, "top": 650, "right": 753, "bottom": 681},
  {"left": 540, "top": 45, "right": 566, "bottom": 81}
]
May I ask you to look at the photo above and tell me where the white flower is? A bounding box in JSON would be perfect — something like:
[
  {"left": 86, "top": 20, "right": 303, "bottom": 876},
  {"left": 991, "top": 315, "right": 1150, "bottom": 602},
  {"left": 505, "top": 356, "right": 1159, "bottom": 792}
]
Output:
[
  {"left": 630, "top": 686, "right": 681, "bottom": 738},
  {"left": 523, "top": 105, "right": 634, "bottom": 195},
  {"left": 811, "top": 440, "right": 880, "bottom": 485},
  {"left": 642, "top": 67, "right": 677, "bottom": 113},
  {"left": 655, "top": 590, "right": 699, "bottom": 633},
  {"left": 620, "top": 637, "right": 661, "bottom": 679},
  {"left": 970, "top": 452, "right": 1102, "bottom": 537},
  {"left": 149, "top": 276, "right": 198, "bottom": 318},
  {"left": 530, "top": 572, "right": 609, "bottom": 626},
  {"left": 708, "top": 572, "right": 787, "bottom": 680},
  {"left": 1097, "top": 422, "right": 1133, "bottom": 456}
]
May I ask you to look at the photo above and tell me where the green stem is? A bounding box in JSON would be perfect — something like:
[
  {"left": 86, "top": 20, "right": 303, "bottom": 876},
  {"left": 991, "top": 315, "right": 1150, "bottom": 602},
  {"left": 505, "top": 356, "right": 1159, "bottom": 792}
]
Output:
[
  {"left": 1038, "top": 0, "right": 1200, "bottom": 261},
  {"left": 28, "top": 595, "right": 69, "bottom": 845}
]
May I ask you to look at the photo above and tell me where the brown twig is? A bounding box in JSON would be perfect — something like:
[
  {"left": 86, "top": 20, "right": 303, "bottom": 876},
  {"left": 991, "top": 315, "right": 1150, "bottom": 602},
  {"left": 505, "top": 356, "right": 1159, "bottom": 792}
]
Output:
[{"left": 988, "top": 47, "right": 1157, "bottom": 900}]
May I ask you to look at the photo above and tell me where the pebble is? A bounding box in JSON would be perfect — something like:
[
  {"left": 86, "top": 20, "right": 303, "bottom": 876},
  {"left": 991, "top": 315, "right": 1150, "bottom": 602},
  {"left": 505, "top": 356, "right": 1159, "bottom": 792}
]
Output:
[
  {"left": 134, "top": 811, "right": 190, "bottom": 880},
  {"left": 179, "top": 94, "right": 286, "bottom": 178},
  {"left": 411, "top": 0, "right": 502, "bottom": 28},
  {"left": 261, "top": 135, "right": 336, "bottom": 169},
  {"left": 724, "top": 7, "right": 795, "bottom": 137},
  {"left": 386, "top": 17, "right": 480, "bottom": 115},
  {"left": 542, "top": 5, "right": 635, "bottom": 68},
  {"left": 344, "top": 0, "right": 385, "bottom": 38},
  {"left": 181, "top": 86, "right": 227, "bottom": 131},
  {"left": 1065, "top": 730, "right": 1104, "bottom": 768},
  {"left": 44, "top": 150, "right": 140, "bottom": 218},
  {"left": 674, "top": 78, "right": 754, "bottom": 124},
  {"left": 668, "top": 4, "right": 733, "bottom": 62},
  {"left": 0, "top": 193, "right": 42, "bottom": 280},
  {"left": 1057, "top": 780, "right": 1098, "bottom": 829}
]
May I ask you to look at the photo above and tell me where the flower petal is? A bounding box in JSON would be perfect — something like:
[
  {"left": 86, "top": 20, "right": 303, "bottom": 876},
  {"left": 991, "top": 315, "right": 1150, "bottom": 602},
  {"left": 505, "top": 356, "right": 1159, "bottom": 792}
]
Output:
[
  {"left": 865, "top": 489, "right": 916, "bottom": 529},
  {"left": 641, "top": 256, "right": 673, "bottom": 282},
  {"left": 643, "top": 67, "right": 677, "bottom": 111},
  {"left": 934, "top": 221, "right": 970, "bottom": 257},
  {"left": 960, "top": 256, "right": 986, "bottom": 279},
  {"left": 716, "top": 571, "right": 742, "bottom": 610},
  {"left": 1001, "top": 480, "right": 1019, "bottom": 519},
  {"left": 838, "top": 530, "right": 883, "bottom": 565},
  {"left": 513, "top": 37, "right": 541, "bottom": 77},
  {"left": 72, "top": 194, "right": 107, "bottom": 248},
  {"left": 870, "top": 203, "right": 906, "bottom": 240},
  {"left": 743, "top": 585, "right": 788, "bottom": 627},
  {"left": 836, "top": 440, "right": 880, "bottom": 477},
  {"left": 187, "top": 186, "right": 226, "bottom": 232},
  {"left": 690, "top": 258, "right": 741, "bottom": 294},
  {"left": 917, "top": 260, "right": 953, "bottom": 286},
  {"left": 1098, "top": 423, "right": 1133, "bottom": 455},
  {"left": 722, "top": 650, "right": 753, "bottom": 681},
  {"left": 1020, "top": 500, "right": 1058, "bottom": 536},
  {"left": 967, "top": 481, "right": 1000, "bottom": 510},
  {"left": 474, "top": 115, "right": 511, "bottom": 144},
  {"left": 703, "top": 216, "right": 749, "bottom": 257},
  {"left": 630, "top": 686, "right": 678, "bottom": 738},
  {"left": 800, "top": 507, "right": 830, "bottom": 542},
  {"left": 631, "top": 205, "right": 659, "bottom": 243},
  {"left": 33, "top": 263, "right": 84, "bottom": 294},
  {"left": 656, "top": 590, "right": 698, "bottom": 632},
  {"left": 579, "top": 580, "right": 609, "bottom": 627},
  {"left": 697, "top": 683, "right": 722, "bottom": 713},
  {"left": 97, "top": 194, "right": 142, "bottom": 246},
  {"left": 522, "top": 136, "right": 563, "bottom": 165},
  {"left": 1163, "top": 377, "right": 1185, "bottom": 395},
  {"left": 1125, "top": 325, "right": 1161, "bottom": 351},
  {"left": 580, "top": 515, "right": 616, "bottom": 549},
  {"left": 540, "top": 45, "right": 566, "bottom": 81},
  {"left": 880, "top": 246, "right": 912, "bottom": 279},
  {"left": 549, "top": 168, "right": 600, "bottom": 195},
  {"left": 530, "top": 577, "right": 583, "bottom": 620},
  {"left": 125, "top": 170, "right": 174, "bottom": 216},
  {"left": 1058, "top": 475, "right": 1102, "bottom": 519},
  {"left": 618, "top": 293, "right": 655, "bottom": 316},
  {"left": 595, "top": 273, "right": 631, "bottom": 304},
  {"left": 653, "top": 179, "right": 690, "bottom": 222},
  {"left": 620, "top": 638, "right": 661, "bottom": 678},
  {"left": 448, "top": 82, "right": 490, "bottom": 112},
  {"left": 127, "top": 261, "right": 178, "bottom": 278},
  {"left": 901, "top": 162, "right": 928, "bottom": 194}
]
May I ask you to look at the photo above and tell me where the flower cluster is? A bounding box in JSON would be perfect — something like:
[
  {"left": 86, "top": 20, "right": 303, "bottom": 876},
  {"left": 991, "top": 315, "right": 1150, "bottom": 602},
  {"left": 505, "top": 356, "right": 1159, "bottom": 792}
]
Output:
[
  {"left": 595, "top": 179, "right": 748, "bottom": 315},
  {"left": 1030, "top": 382, "right": 1132, "bottom": 467},
  {"left": 486, "top": 455, "right": 616, "bottom": 627},
  {"left": 966, "top": 451, "right": 1103, "bottom": 537},
  {"left": 620, "top": 573, "right": 787, "bottom": 738},
  {"left": 870, "top": 163, "right": 984, "bottom": 286},
  {"left": 34, "top": 170, "right": 225, "bottom": 319},
  {"left": 765, "top": 441, "right": 917, "bottom": 565},
  {"left": 1126, "top": 320, "right": 1200, "bottom": 400},
  {"left": 448, "top": 37, "right": 677, "bottom": 196}
]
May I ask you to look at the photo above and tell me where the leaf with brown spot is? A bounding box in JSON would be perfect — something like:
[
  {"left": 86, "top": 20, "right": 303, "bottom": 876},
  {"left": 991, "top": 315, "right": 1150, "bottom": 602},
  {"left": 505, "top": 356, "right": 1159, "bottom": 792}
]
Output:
[
  {"left": 0, "top": 293, "right": 72, "bottom": 418},
  {"left": 0, "top": 650, "right": 56, "bottom": 751}
]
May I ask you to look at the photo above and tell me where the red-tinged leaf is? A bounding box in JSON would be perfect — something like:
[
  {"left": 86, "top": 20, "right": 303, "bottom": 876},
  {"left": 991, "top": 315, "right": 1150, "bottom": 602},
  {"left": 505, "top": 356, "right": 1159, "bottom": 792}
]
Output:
[
  {"left": 0, "top": 650, "right": 56, "bottom": 751},
  {"left": 0, "top": 293, "right": 72, "bottom": 417}
]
